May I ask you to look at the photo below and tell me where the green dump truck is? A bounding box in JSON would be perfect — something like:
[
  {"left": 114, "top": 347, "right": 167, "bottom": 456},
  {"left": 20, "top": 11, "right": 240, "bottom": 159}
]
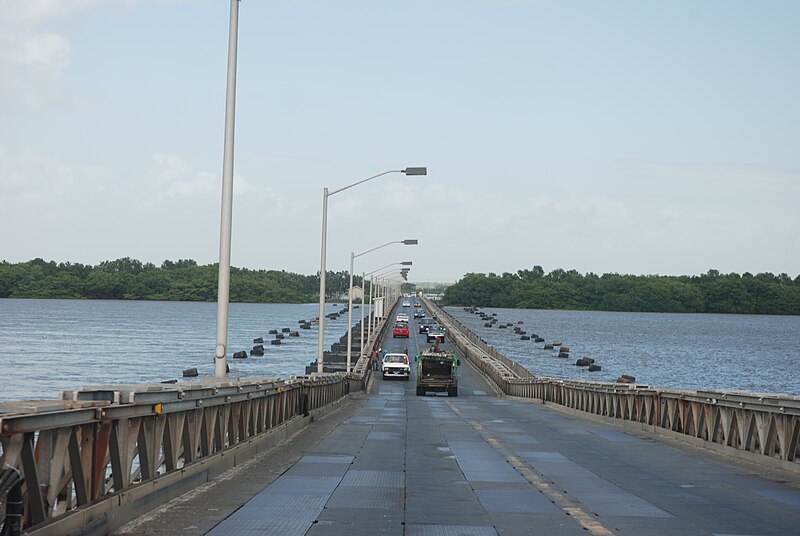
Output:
[{"left": 415, "top": 346, "right": 460, "bottom": 397}]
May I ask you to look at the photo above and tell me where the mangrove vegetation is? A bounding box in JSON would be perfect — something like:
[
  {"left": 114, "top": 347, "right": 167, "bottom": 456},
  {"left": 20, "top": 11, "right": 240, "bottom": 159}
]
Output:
[
  {"left": 0, "top": 258, "right": 357, "bottom": 303},
  {"left": 442, "top": 267, "right": 800, "bottom": 315},
  {"left": 3, "top": 259, "right": 799, "bottom": 315}
]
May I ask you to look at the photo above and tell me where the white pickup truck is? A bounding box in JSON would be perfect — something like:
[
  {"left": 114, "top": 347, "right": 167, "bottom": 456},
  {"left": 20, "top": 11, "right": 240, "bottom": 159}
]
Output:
[{"left": 381, "top": 353, "right": 410, "bottom": 380}]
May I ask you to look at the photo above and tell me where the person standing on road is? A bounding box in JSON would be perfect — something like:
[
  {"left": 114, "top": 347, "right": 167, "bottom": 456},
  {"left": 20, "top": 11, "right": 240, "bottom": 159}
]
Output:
[{"left": 370, "top": 349, "right": 379, "bottom": 371}]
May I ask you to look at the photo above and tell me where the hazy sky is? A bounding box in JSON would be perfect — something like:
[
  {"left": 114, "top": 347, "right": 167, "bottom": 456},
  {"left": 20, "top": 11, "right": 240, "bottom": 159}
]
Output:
[{"left": 2, "top": 1, "right": 798, "bottom": 283}]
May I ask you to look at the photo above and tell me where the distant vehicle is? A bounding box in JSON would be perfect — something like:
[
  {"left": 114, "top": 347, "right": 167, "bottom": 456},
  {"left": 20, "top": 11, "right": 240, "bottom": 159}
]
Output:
[
  {"left": 413, "top": 308, "right": 426, "bottom": 318},
  {"left": 382, "top": 353, "right": 410, "bottom": 380},
  {"left": 396, "top": 313, "right": 409, "bottom": 323},
  {"left": 402, "top": 301, "right": 411, "bottom": 307},
  {"left": 418, "top": 318, "right": 436, "bottom": 333},
  {"left": 415, "top": 347, "right": 459, "bottom": 396},
  {"left": 413, "top": 302, "right": 421, "bottom": 308},
  {"left": 426, "top": 325, "right": 446, "bottom": 343},
  {"left": 393, "top": 323, "right": 409, "bottom": 338}
]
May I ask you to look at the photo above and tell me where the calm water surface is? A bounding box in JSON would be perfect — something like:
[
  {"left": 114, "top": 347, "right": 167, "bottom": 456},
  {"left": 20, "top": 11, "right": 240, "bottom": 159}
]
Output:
[
  {"left": 445, "top": 306, "right": 800, "bottom": 397},
  {"left": 1, "top": 299, "right": 369, "bottom": 402},
  {"left": 2, "top": 300, "right": 798, "bottom": 402}
]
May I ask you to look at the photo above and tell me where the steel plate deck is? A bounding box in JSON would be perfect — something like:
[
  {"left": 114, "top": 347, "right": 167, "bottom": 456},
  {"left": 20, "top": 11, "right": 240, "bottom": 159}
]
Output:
[
  {"left": 326, "top": 486, "right": 405, "bottom": 509},
  {"left": 367, "top": 431, "right": 402, "bottom": 440},
  {"left": 517, "top": 451, "right": 672, "bottom": 518},
  {"left": 405, "top": 524, "right": 499, "bottom": 536},
  {"left": 341, "top": 469, "right": 405, "bottom": 488},
  {"left": 207, "top": 519, "right": 310, "bottom": 536},
  {"left": 475, "top": 489, "right": 563, "bottom": 514},
  {"left": 495, "top": 433, "right": 539, "bottom": 444},
  {"left": 590, "top": 429, "right": 646, "bottom": 444},
  {"left": 447, "top": 440, "right": 526, "bottom": 483}
]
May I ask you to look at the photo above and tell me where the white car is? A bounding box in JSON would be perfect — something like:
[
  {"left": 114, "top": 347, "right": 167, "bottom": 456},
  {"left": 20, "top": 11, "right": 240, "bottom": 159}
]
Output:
[
  {"left": 382, "top": 353, "right": 410, "bottom": 380},
  {"left": 402, "top": 301, "right": 411, "bottom": 307},
  {"left": 396, "top": 313, "right": 409, "bottom": 323}
]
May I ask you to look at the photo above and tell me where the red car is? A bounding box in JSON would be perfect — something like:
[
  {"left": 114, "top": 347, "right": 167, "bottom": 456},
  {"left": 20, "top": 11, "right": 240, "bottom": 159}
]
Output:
[{"left": 393, "top": 322, "right": 410, "bottom": 338}]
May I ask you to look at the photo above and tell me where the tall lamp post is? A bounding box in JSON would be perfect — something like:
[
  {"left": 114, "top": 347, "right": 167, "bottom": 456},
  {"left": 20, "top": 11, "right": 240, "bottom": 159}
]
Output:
[
  {"left": 363, "top": 262, "right": 411, "bottom": 344},
  {"left": 213, "top": 0, "right": 241, "bottom": 378},
  {"left": 347, "top": 242, "right": 416, "bottom": 373},
  {"left": 368, "top": 267, "right": 410, "bottom": 340},
  {"left": 378, "top": 273, "right": 407, "bottom": 320},
  {"left": 359, "top": 261, "right": 411, "bottom": 370},
  {"left": 317, "top": 167, "right": 426, "bottom": 374}
]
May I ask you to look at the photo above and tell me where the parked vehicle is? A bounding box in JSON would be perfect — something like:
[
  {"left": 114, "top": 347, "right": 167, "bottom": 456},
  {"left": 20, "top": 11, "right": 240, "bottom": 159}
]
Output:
[
  {"left": 426, "top": 325, "right": 446, "bottom": 343},
  {"left": 393, "top": 322, "right": 409, "bottom": 338},
  {"left": 415, "top": 347, "right": 459, "bottom": 396},
  {"left": 382, "top": 353, "right": 410, "bottom": 380}
]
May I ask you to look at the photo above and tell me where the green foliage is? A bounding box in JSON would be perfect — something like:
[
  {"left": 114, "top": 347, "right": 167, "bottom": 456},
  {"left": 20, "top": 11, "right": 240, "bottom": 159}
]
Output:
[
  {"left": 5, "top": 258, "right": 797, "bottom": 314},
  {"left": 0, "top": 258, "right": 325, "bottom": 303},
  {"left": 442, "top": 266, "right": 800, "bottom": 315}
]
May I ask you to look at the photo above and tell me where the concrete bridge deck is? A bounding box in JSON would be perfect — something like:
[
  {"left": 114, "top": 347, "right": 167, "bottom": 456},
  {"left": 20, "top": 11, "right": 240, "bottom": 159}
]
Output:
[{"left": 114, "top": 303, "right": 800, "bottom": 536}]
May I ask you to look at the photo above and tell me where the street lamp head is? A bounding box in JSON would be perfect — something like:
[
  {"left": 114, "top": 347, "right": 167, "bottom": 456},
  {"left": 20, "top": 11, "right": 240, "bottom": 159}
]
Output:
[
  {"left": 401, "top": 261, "right": 413, "bottom": 266},
  {"left": 402, "top": 239, "right": 418, "bottom": 245},
  {"left": 402, "top": 167, "right": 427, "bottom": 176}
]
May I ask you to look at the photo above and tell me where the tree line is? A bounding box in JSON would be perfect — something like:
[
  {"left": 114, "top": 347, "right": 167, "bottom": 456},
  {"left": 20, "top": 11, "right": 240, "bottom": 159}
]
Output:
[
  {"left": 5, "top": 259, "right": 798, "bottom": 314},
  {"left": 442, "top": 267, "right": 800, "bottom": 315},
  {"left": 0, "top": 258, "right": 362, "bottom": 303}
]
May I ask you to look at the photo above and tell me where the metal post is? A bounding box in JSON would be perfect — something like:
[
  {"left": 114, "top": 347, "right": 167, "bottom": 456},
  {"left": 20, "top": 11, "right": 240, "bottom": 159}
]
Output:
[
  {"left": 346, "top": 252, "right": 355, "bottom": 373},
  {"left": 316, "top": 172, "right": 423, "bottom": 371},
  {"left": 378, "top": 279, "right": 386, "bottom": 320},
  {"left": 377, "top": 279, "right": 382, "bottom": 323},
  {"left": 367, "top": 275, "right": 374, "bottom": 341},
  {"left": 317, "top": 189, "right": 329, "bottom": 374},
  {"left": 214, "top": 0, "right": 240, "bottom": 378},
  {"left": 376, "top": 277, "right": 382, "bottom": 327},
  {"left": 360, "top": 271, "right": 365, "bottom": 360}
]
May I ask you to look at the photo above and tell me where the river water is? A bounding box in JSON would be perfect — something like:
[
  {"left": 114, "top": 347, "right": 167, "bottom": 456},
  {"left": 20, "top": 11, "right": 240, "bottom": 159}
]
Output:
[
  {"left": 1, "top": 299, "right": 798, "bottom": 402},
  {"left": 0, "top": 299, "right": 370, "bottom": 402},
  {"left": 445, "top": 306, "right": 800, "bottom": 397}
]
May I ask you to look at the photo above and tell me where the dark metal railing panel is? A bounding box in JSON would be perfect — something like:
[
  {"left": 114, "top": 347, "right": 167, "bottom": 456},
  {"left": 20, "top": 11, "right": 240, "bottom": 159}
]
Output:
[
  {"left": 0, "top": 374, "right": 351, "bottom": 533},
  {"left": 424, "top": 298, "right": 800, "bottom": 469}
]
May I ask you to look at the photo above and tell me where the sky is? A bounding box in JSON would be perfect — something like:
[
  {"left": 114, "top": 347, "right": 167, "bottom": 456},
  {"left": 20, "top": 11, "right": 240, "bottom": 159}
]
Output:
[{"left": 1, "top": 0, "right": 798, "bottom": 284}]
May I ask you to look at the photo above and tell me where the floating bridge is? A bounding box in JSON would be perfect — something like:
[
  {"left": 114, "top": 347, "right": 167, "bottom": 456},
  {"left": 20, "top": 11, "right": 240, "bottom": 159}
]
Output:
[{"left": 1, "top": 298, "right": 799, "bottom": 535}]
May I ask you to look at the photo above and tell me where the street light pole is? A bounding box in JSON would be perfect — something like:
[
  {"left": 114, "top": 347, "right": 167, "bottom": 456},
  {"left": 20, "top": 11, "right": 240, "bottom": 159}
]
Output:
[
  {"left": 364, "top": 262, "right": 406, "bottom": 343},
  {"left": 360, "top": 270, "right": 366, "bottom": 363},
  {"left": 367, "top": 274, "right": 375, "bottom": 341},
  {"left": 213, "top": 0, "right": 241, "bottom": 378},
  {"left": 346, "top": 251, "right": 355, "bottom": 373},
  {"left": 371, "top": 268, "right": 408, "bottom": 326},
  {"left": 317, "top": 168, "right": 426, "bottom": 374},
  {"left": 345, "top": 242, "right": 416, "bottom": 372},
  {"left": 316, "top": 188, "right": 330, "bottom": 374}
]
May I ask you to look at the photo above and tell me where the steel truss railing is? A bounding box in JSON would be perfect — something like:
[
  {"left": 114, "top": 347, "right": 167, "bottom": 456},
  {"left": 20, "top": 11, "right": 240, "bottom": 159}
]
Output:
[
  {"left": 0, "top": 374, "right": 349, "bottom": 534},
  {"left": 426, "top": 299, "right": 800, "bottom": 470}
]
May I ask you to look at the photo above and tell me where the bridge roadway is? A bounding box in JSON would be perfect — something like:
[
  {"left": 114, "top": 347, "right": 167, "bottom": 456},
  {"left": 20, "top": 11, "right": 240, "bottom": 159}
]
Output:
[{"left": 116, "top": 303, "right": 800, "bottom": 536}]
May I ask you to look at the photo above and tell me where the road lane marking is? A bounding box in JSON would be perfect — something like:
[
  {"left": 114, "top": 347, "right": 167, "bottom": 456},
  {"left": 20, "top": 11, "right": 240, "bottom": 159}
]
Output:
[{"left": 445, "top": 400, "right": 616, "bottom": 536}]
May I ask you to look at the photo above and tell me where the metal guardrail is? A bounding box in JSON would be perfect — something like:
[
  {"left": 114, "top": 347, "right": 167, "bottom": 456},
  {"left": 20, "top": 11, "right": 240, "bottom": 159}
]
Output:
[
  {"left": 425, "top": 299, "right": 800, "bottom": 471},
  {"left": 0, "top": 374, "right": 350, "bottom": 535},
  {"left": 429, "top": 301, "right": 532, "bottom": 379}
]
